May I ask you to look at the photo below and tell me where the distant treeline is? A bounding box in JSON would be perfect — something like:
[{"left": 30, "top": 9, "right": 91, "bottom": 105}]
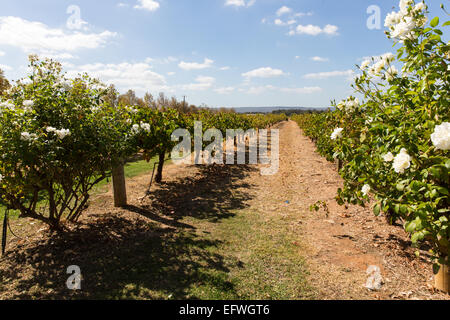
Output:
[
  {"left": 105, "top": 86, "right": 236, "bottom": 114},
  {"left": 271, "top": 109, "right": 330, "bottom": 116},
  {"left": 0, "top": 68, "right": 236, "bottom": 115}
]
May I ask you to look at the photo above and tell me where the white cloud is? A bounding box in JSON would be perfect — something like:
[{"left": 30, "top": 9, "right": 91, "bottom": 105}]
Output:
[
  {"left": 242, "top": 67, "right": 286, "bottom": 79},
  {"left": 117, "top": 3, "right": 129, "bottom": 7},
  {"left": 274, "top": 19, "right": 285, "bottom": 26},
  {"left": 134, "top": 0, "right": 160, "bottom": 12},
  {"left": 226, "top": 0, "right": 244, "bottom": 6},
  {"left": 280, "top": 87, "right": 322, "bottom": 94},
  {"left": 295, "top": 24, "right": 339, "bottom": 36},
  {"left": 0, "top": 64, "right": 12, "bottom": 71},
  {"left": 182, "top": 76, "right": 215, "bottom": 91},
  {"left": 225, "top": 0, "right": 255, "bottom": 8},
  {"left": 303, "top": 70, "right": 354, "bottom": 80},
  {"left": 65, "top": 61, "right": 168, "bottom": 93},
  {"left": 276, "top": 6, "right": 292, "bottom": 16},
  {"left": 247, "top": 85, "right": 275, "bottom": 95},
  {"left": 167, "top": 72, "right": 175, "bottom": 76},
  {"left": 294, "top": 12, "right": 313, "bottom": 18},
  {"left": 147, "top": 56, "right": 178, "bottom": 64},
  {"left": 275, "top": 19, "right": 296, "bottom": 26},
  {"left": 323, "top": 24, "right": 338, "bottom": 35},
  {"left": 0, "top": 16, "right": 116, "bottom": 54},
  {"left": 161, "top": 56, "right": 178, "bottom": 64},
  {"left": 359, "top": 52, "right": 394, "bottom": 63},
  {"left": 178, "top": 58, "right": 214, "bottom": 71},
  {"left": 244, "top": 85, "right": 321, "bottom": 95},
  {"left": 0, "top": 50, "right": 5, "bottom": 57},
  {"left": 214, "top": 86, "right": 235, "bottom": 94},
  {"left": 296, "top": 24, "right": 322, "bottom": 36},
  {"left": 38, "top": 52, "right": 78, "bottom": 60},
  {"left": 311, "top": 56, "right": 329, "bottom": 62},
  {"left": 220, "top": 66, "right": 230, "bottom": 71}
]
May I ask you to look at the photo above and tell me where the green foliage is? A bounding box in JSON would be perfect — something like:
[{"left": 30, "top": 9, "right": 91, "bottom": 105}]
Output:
[
  {"left": 0, "top": 56, "right": 286, "bottom": 229},
  {"left": 0, "top": 56, "right": 132, "bottom": 228},
  {"left": 293, "top": 1, "right": 449, "bottom": 263},
  {"left": 0, "top": 69, "right": 10, "bottom": 96}
]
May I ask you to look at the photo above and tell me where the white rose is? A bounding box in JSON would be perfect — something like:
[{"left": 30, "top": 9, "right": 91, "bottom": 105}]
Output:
[
  {"left": 331, "top": 128, "right": 344, "bottom": 140},
  {"left": 360, "top": 60, "right": 371, "bottom": 70},
  {"left": 382, "top": 52, "right": 395, "bottom": 63},
  {"left": 374, "top": 60, "right": 386, "bottom": 74},
  {"left": 345, "top": 97, "right": 360, "bottom": 111},
  {"left": 382, "top": 152, "right": 395, "bottom": 162},
  {"left": 392, "top": 16, "right": 416, "bottom": 39},
  {"left": 55, "top": 129, "right": 71, "bottom": 139},
  {"left": 413, "top": 2, "right": 425, "bottom": 12},
  {"left": 385, "top": 66, "right": 399, "bottom": 81},
  {"left": 431, "top": 122, "right": 450, "bottom": 151},
  {"left": 131, "top": 124, "right": 140, "bottom": 134},
  {"left": 46, "top": 126, "right": 57, "bottom": 133},
  {"left": 385, "top": 11, "right": 401, "bottom": 27},
  {"left": 337, "top": 100, "right": 346, "bottom": 110},
  {"left": 140, "top": 123, "right": 151, "bottom": 132},
  {"left": 393, "top": 148, "right": 411, "bottom": 173},
  {"left": 0, "top": 101, "right": 15, "bottom": 110},
  {"left": 0, "top": 174, "right": 3, "bottom": 182},
  {"left": 399, "top": 0, "right": 413, "bottom": 15},
  {"left": 362, "top": 184, "right": 371, "bottom": 196},
  {"left": 23, "top": 100, "right": 34, "bottom": 107},
  {"left": 21, "top": 132, "right": 31, "bottom": 141}
]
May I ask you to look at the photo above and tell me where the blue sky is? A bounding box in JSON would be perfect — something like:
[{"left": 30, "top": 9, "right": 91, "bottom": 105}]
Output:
[{"left": 0, "top": 0, "right": 447, "bottom": 108}]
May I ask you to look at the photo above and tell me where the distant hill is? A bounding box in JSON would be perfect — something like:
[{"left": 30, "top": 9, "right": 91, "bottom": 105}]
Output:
[{"left": 233, "top": 106, "right": 331, "bottom": 114}]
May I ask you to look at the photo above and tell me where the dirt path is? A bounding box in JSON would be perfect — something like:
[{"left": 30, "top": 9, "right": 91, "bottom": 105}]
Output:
[
  {"left": 250, "top": 120, "right": 448, "bottom": 300},
  {"left": 0, "top": 121, "right": 448, "bottom": 300}
]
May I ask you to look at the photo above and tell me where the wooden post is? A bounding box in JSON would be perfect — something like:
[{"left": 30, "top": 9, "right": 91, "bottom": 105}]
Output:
[
  {"left": 2, "top": 210, "right": 7, "bottom": 256},
  {"left": 112, "top": 162, "right": 127, "bottom": 207},
  {"left": 434, "top": 261, "right": 450, "bottom": 293},
  {"left": 336, "top": 159, "right": 343, "bottom": 171},
  {"left": 155, "top": 151, "right": 166, "bottom": 183}
]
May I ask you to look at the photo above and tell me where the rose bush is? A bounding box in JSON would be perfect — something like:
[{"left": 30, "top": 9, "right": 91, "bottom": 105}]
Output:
[
  {"left": 0, "top": 56, "right": 132, "bottom": 229},
  {"left": 0, "top": 54, "right": 287, "bottom": 231},
  {"left": 294, "top": 0, "right": 449, "bottom": 266}
]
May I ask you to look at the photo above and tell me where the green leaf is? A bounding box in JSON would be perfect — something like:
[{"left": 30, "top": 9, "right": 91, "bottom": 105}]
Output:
[
  {"left": 405, "top": 220, "right": 417, "bottom": 233},
  {"left": 373, "top": 203, "right": 381, "bottom": 216},
  {"left": 430, "top": 17, "right": 439, "bottom": 28},
  {"left": 433, "top": 263, "right": 441, "bottom": 275},
  {"left": 411, "top": 231, "right": 426, "bottom": 243}
]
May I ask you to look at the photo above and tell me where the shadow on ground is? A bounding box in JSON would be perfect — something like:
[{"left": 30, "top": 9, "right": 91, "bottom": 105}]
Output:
[
  {"left": 0, "top": 163, "right": 257, "bottom": 299},
  {"left": 145, "top": 164, "right": 257, "bottom": 222}
]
